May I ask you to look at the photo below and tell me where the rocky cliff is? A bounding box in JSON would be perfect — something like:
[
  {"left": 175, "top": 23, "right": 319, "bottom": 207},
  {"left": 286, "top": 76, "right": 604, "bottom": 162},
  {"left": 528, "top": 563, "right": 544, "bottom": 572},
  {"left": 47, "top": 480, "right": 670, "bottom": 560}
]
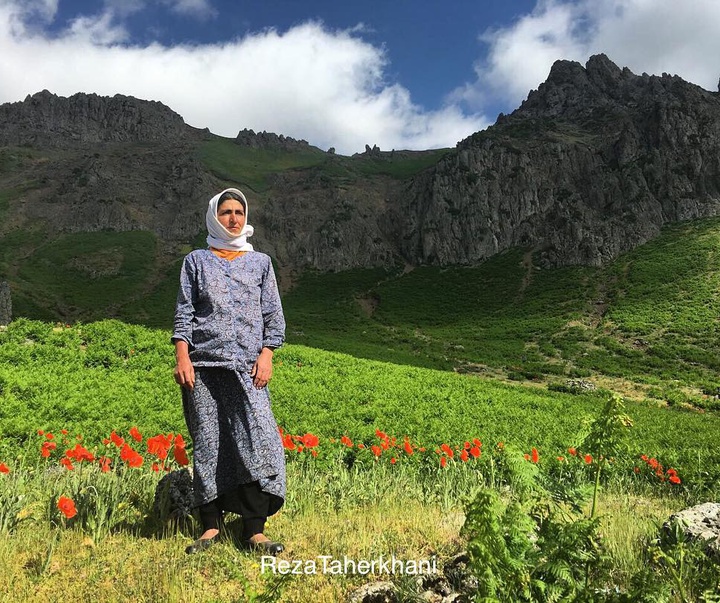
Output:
[
  {"left": 0, "top": 281, "right": 11, "bottom": 325},
  {"left": 389, "top": 54, "right": 720, "bottom": 267},
  {"left": 0, "top": 90, "right": 196, "bottom": 147},
  {"left": 1, "top": 55, "right": 720, "bottom": 276}
]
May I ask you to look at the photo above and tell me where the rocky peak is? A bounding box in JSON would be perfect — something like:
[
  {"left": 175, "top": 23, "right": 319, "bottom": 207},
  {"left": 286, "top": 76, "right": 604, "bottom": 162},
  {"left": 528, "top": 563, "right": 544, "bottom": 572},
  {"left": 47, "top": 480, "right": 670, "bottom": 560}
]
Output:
[
  {"left": 509, "top": 54, "right": 716, "bottom": 125},
  {"left": 234, "top": 128, "right": 316, "bottom": 152},
  {"left": 0, "top": 90, "right": 195, "bottom": 147}
]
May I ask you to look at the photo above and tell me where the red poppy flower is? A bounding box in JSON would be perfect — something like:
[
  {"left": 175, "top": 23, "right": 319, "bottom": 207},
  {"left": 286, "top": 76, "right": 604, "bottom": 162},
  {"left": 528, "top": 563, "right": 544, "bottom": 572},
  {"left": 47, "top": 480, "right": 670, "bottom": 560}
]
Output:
[
  {"left": 375, "top": 429, "right": 388, "bottom": 441},
  {"left": 460, "top": 449, "right": 469, "bottom": 462},
  {"left": 174, "top": 445, "right": 189, "bottom": 467},
  {"left": 174, "top": 433, "right": 186, "bottom": 449},
  {"left": 0, "top": 462, "right": 10, "bottom": 474},
  {"left": 282, "top": 434, "right": 296, "bottom": 450},
  {"left": 403, "top": 439, "right": 413, "bottom": 455},
  {"left": 129, "top": 427, "right": 142, "bottom": 442},
  {"left": 340, "top": 435, "right": 353, "bottom": 448},
  {"left": 310, "top": 449, "right": 318, "bottom": 458},
  {"left": 524, "top": 453, "right": 530, "bottom": 461},
  {"left": 584, "top": 454, "right": 593, "bottom": 464},
  {"left": 557, "top": 456, "right": 565, "bottom": 462},
  {"left": 497, "top": 442, "right": 504, "bottom": 449},
  {"left": 463, "top": 441, "right": 471, "bottom": 449},
  {"left": 390, "top": 457, "right": 397, "bottom": 464},
  {"left": 301, "top": 433, "right": 319, "bottom": 448},
  {"left": 57, "top": 496, "right": 77, "bottom": 519},
  {"left": 668, "top": 475, "right": 681, "bottom": 485},
  {"left": 440, "top": 456, "right": 447, "bottom": 468},
  {"left": 371, "top": 445, "right": 382, "bottom": 457},
  {"left": 531, "top": 448, "right": 539, "bottom": 464},
  {"left": 45, "top": 433, "right": 54, "bottom": 440},
  {"left": 440, "top": 443, "right": 454, "bottom": 458},
  {"left": 61, "top": 429, "right": 68, "bottom": 436},
  {"left": 473, "top": 438, "right": 482, "bottom": 448},
  {"left": 60, "top": 457, "right": 74, "bottom": 471},
  {"left": 568, "top": 447, "right": 577, "bottom": 456},
  {"left": 469, "top": 446, "right": 481, "bottom": 458},
  {"left": 98, "top": 456, "right": 112, "bottom": 473},
  {"left": 357, "top": 443, "right": 365, "bottom": 449},
  {"left": 110, "top": 431, "right": 124, "bottom": 447},
  {"left": 633, "top": 466, "right": 640, "bottom": 473},
  {"left": 152, "top": 462, "right": 160, "bottom": 472}
]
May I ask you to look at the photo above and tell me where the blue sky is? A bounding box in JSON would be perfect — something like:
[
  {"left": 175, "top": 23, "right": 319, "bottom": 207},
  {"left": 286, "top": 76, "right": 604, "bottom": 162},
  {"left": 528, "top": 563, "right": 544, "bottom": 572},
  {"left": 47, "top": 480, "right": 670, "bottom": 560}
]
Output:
[{"left": 1, "top": 0, "right": 719, "bottom": 154}]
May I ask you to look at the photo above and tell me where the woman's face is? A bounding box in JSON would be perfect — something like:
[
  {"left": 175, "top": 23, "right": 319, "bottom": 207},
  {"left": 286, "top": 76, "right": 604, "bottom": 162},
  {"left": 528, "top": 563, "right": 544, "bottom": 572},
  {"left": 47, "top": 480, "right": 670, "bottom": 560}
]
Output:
[{"left": 217, "top": 199, "right": 246, "bottom": 235}]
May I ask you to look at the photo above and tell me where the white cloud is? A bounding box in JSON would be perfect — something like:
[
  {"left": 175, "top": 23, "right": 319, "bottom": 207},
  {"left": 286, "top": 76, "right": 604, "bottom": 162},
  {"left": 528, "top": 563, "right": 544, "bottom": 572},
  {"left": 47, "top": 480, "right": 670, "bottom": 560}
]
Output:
[
  {"left": 160, "top": 0, "right": 217, "bottom": 20},
  {"left": 0, "top": 2, "right": 486, "bottom": 154},
  {"left": 455, "top": 0, "right": 720, "bottom": 112}
]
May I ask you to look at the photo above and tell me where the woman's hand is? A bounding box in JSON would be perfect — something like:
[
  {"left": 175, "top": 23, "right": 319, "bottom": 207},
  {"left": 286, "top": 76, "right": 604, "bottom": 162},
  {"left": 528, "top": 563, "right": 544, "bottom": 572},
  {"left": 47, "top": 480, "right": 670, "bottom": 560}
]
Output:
[
  {"left": 173, "top": 340, "right": 195, "bottom": 390},
  {"left": 251, "top": 347, "right": 274, "bottom": 388}
]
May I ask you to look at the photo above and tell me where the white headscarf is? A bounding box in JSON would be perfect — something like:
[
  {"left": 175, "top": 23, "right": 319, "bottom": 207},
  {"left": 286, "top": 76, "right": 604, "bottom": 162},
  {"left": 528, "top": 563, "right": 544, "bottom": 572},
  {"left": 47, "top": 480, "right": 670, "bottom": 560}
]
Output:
[{"left": 206, "top": 187, "right": 254, "bottom": 251}]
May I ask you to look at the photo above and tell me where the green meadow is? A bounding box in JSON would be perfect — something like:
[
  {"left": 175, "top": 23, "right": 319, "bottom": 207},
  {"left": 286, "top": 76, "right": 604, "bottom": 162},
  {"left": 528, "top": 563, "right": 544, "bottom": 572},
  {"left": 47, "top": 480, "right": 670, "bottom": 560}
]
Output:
[{"left": 1, "top": 217, "right": 720, "bottom": 600}]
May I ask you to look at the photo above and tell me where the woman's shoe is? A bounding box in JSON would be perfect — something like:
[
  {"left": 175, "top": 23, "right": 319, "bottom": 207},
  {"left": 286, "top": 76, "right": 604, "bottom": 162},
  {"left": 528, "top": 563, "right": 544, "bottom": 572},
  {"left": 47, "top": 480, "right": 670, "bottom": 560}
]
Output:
[
  {"left": 185, "top": 533, "right": 221, "bottom": 555},
  {"left": 241, "top": 539, "right": 284, "bottom": 555}
]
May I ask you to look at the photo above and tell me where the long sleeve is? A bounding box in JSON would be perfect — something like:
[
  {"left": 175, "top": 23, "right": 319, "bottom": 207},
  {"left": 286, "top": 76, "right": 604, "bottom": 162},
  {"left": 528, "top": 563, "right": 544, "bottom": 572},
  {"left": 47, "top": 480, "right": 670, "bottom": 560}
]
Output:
[
  {"left": 172, "top": 255, "right": 198, "bottom": 347},
  {"left": 260, "top": 258, "right": 286, "bottom": 350}
]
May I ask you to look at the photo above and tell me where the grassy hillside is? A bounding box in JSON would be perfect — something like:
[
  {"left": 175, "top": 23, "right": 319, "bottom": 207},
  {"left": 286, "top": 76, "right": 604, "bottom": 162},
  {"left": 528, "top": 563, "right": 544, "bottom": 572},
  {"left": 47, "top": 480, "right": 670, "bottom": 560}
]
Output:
[{"left": 4, "top": 216, "right": 720, "bottom": 407}]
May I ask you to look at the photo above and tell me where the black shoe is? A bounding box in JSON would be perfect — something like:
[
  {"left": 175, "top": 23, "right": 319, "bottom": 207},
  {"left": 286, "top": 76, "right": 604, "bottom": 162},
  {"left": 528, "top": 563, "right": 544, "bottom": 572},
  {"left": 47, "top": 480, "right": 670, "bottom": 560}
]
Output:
[
  {"left": 241, "top": 539, "right": 284, "bottom": 555},
  {"left": 185, "top": 533, "right": 221, "bottom": 555}
]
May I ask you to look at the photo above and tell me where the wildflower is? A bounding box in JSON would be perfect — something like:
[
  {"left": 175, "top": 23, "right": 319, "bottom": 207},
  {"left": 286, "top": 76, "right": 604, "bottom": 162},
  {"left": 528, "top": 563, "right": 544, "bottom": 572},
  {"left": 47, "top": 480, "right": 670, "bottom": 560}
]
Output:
[
  {"left": 175, "top": 433, "right": 186, "bottom": 449},
  {"left": 557, "top": 456, "right": 565, "bottom": 462},
  {"left": 440, "top": 443, "right": 454, "bottom": 458},
  {"left": 568, "top": 447, "right": 577, "bottom": 456},
  {"left": 340, "top": 435, "right": 353, "bottom": 448},
  {"left": 66, "top": 444, "right": 94, "bottom": 463},
  {"left": 464, "top": 441, "right": 471, "bottom": 449},
  {"left": 497, "top": 442, "right": 504, "bottom": 449},
  {"left": 98, "top": 456, "right": 112, "bottom": 473},
  {"left": 0, "top": 462, "right": 10, "bottom": 474},
  {"left": 110, "top": 431, "right": 124, "bottom": 447},
  {"left": 668, "top": 475, "right": 681, "bottom": 485},
  {"left": 390, "top": 457, "right": 397, "bottom": 464},
  {"left": 531, "top": 448, "right": 539, "bottom": 464},
  {"left": 173, "top": 445, "right": 189, "bottom": 467},
  {"left": 380, "top": 439, "right": 390, "bottom": 450},
  {"left": 301, "top": 433, "right": 319, "bottom": 448},
  {"left": 147, "top": 434, "right": 172, "bottom": 460},
  {"left": 371, "top": 445, "right": 382, "bottom": 457},
  {"left": 120, "top": 443, "right": 143, "bottom": 468},
  {"left": 584, "top": 454, "right": 593, "bottom": 464},
  {"left": 310, "top": 449, "right": 318, "bottom": 458},
  {"left": 37, "top": 430, "right": 44, "bottom": 436},
  {"left": 469, "top": 446, "right": 481, "bottom": 458},
  {"left": 524, "top": 454, "right": 530, "bottom": 461},
  {"left": 57, "top": 496, "right": 77, "bottom": 519},
  {"left": 59, "top": 457, "right": 74, "bottom": 471},
  {"left": 282, "top": 434, "right": 296, "bottom": 450},
  {"left": 152, "top": 463, "right": 160, "bottom": 472},
  {"left": 61, "top": 429, "right": 68, "bottom": 436},
  {"left": 357, "top": 443, "right": 365, "bottom": 449},
  {"left": 633, "top": 466, "right": 640, "bottom": 474},
  {"left": 460, "top": 449, "right": 469, "bottom": 462},
  {"left": 473, "top": 438, "right": 482, "bottom": 448},
  {"left": 45, "top": 433, "right": 54, "bottom": 440},
  {"left": 440, "top": 456, "right": 447, "bottom": 468},
  {"left": 41, "top": 441, "right": 57, "bottom": 458},
  {"left": 129, "top": 427, "right": 142, "bottom": 442},
  {"left": 403, "top": 439, "right": 413, "bottom": 455},
  {"left": 375, "top": 429, "right": 388, "bottom": 441}
]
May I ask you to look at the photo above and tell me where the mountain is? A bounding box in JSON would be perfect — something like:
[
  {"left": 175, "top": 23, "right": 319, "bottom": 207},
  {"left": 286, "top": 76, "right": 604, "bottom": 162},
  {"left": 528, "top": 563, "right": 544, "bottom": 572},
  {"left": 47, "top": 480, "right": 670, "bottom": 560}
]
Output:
[
  {"left": 390, "top": 54, "right": 720, "bottom": 267},
  {"left": 1, "top": 54, "right": 720, "bottom": 322}
]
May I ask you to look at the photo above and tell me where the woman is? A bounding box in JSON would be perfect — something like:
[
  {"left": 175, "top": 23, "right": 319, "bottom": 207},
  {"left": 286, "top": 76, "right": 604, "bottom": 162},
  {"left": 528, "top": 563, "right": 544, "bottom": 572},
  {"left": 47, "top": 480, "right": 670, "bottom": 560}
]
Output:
[{"left": 172, "top": 187, "right": 286, "bottom": 555}]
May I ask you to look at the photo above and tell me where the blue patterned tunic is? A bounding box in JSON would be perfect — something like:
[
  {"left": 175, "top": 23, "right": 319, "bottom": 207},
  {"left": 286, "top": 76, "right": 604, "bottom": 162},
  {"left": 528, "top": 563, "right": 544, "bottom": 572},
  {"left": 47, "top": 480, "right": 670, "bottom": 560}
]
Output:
[{"left": 172, "top": 250, "right": 286, "bottom": 514}]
